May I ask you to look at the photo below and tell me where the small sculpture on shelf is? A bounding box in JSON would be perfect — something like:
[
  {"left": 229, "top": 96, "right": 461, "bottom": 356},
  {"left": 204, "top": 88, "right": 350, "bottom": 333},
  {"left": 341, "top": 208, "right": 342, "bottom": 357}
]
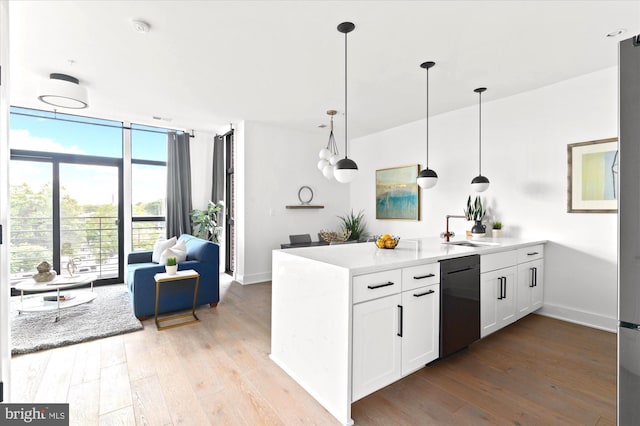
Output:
[{"left": 32, "top": 261, "right": 57, "bottom": 283}]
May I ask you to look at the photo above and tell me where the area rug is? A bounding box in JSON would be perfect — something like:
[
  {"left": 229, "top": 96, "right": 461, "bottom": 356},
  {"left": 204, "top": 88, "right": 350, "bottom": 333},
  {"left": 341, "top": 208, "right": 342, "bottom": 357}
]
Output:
[{"left": 11, "top": 284, "right": 143, "bottom": 355}]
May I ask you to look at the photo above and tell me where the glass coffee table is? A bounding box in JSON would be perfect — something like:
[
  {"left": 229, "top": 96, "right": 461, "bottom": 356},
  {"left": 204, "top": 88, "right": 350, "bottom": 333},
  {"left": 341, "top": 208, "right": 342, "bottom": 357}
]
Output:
[{"left": 15, "top": 274, "right": 98, "bottom": 322}]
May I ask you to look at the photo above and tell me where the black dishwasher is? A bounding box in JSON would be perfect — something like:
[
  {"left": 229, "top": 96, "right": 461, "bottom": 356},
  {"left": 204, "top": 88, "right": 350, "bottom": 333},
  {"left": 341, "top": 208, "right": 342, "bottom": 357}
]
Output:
[{"left": 439, "top": 255, "right": 480, "bottom": 358}]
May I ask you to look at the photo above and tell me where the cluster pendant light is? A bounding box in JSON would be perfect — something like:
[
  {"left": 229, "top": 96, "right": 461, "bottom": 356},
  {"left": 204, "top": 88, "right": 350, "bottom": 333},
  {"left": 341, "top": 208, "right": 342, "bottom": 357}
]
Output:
[
  {"left": 317, "top": 110, "right": 340, "bottom": 180},
  {"left": 470, "top": 87, "right": 490, "bottom": 192},
  {"left": 334, "top": 22, "right": 358, "bottom": 184},
  {"left": 417, "top": 61, "right": 438, "bottom": 189}
]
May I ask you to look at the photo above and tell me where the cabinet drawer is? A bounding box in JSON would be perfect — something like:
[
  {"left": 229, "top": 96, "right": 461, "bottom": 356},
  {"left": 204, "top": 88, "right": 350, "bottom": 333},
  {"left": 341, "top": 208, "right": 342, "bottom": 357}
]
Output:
[
  {"left": 517, "top": 244, "right": 544, "bottom": 263},
  {"left": 481, "top": 250, "right": 517, "bottom": 273},
  {"left": 353, "top": 269, "right": 402, "bottom": 304},
  {"left": 402, "top": 263, "right": 440, "bottom": 291}
]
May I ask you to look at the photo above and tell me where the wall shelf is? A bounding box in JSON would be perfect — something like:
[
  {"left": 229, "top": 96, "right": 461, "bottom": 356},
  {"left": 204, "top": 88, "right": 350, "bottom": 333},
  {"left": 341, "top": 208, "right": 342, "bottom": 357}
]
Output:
[{"left": 286, "top": 205, "right": 324, "bottom": 209}]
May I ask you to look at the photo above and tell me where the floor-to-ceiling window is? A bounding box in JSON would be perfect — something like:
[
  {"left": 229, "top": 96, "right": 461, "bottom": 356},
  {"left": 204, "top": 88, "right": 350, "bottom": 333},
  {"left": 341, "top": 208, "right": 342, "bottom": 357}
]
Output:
[
  {"left": 8, "top": 107, "right": 170, "bottom": 291},
  {"left": 131, "top": 123, "right": 167, "bottom": 250}
]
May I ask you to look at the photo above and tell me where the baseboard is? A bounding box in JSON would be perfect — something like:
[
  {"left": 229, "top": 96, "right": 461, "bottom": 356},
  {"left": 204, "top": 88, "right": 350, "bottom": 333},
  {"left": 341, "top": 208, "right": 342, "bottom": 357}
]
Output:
[
  {"left": 234, "top": 271, "right": 272, "bottom": 285},
  {"left": 537, "top": 303, "right": 617, "bottom": 333}
]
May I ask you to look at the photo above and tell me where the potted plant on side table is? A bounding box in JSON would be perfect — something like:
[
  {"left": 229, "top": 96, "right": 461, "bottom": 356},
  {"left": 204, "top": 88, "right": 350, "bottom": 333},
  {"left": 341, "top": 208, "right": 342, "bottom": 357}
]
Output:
[{"left": 165, "top": 257, "right": 178, "bottom": 275}]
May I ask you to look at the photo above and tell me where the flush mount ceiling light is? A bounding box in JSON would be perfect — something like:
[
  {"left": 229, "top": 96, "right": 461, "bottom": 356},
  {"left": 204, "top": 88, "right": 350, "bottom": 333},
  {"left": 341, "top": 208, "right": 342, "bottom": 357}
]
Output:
[
  {"left": 38, "top": 73, "right": 88, "bottom": 109},
  {"left": 333, "top": 21, "right": 358, "bottom": 184},
  {"left": 471, "top": 87, "right": 490, "bottom": 192},
  {"left": 417, "top": 61, "right": 438, "bottom": 189},
  {"left": 317, "top": 110, "right": 340, "bottom": 180}
]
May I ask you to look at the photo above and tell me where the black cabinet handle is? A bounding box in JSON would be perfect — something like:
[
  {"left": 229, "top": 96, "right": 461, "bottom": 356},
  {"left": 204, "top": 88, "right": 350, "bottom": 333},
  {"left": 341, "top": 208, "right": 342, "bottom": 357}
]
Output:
[
  {"left": 367, "top": 281, "right": 394, "bottom": 290},
  {"left": 529, "top": 268, "right": 535, "bottom": 288},
  {"left": 413, "top": 289, "right": 435, "bottom": 297},
  {"left": 397, "top": 305, "right": 403, "bottom": 337},
  {"left": 527, "top": 251, "right": 539, "bottom": 256},
  {"left": 533, "top": 267, "right": 538, "bottom": 287},
  {"left": 502, "top": 276, "right": 507, "bottom": 299},
  {"left": 497, "top": 277, "right": 503, "bottom": 300},
  {"left": 446, "top": 266, "right": 473, "bottom": 275},
  {"left": 413, "top": 273, "right": 435, "bottom": 280}
]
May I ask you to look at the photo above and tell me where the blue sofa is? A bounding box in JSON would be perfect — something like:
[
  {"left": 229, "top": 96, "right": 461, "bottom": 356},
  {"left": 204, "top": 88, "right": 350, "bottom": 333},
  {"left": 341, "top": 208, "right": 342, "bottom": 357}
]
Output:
[{"left": 127, "top": 234, "right": 220, "bottom": 318}]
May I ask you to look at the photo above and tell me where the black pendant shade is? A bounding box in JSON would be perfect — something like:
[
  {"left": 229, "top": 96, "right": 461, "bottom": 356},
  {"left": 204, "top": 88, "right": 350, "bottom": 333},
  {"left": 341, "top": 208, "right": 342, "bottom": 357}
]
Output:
[
  {"left": 334, "top": 21, "right": 359, "bottom": 184},
  {"left": 417, "top": 61, "right": 438, "bottom": 189},
  {"left": 471, "top": 87, "right": 490, "bottom": 192}
]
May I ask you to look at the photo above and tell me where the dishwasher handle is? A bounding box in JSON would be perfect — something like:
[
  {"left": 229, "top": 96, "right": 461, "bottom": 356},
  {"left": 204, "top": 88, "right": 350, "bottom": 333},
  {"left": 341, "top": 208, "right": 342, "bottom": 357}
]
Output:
[{"left": 445, "top": 266, "right": 474, "bottom": 275}]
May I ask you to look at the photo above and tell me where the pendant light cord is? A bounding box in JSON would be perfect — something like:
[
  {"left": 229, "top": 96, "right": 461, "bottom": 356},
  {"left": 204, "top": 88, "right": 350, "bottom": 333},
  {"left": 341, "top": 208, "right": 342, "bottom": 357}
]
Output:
[
  {"left": 478, "top": 90, "right": 482, "bottom": 176},
  {"left": 426, "top": 66, "right": 430, "bottom": 169},
  {"left": 344, "top": 30, "right": 348, "bottom": 159}
]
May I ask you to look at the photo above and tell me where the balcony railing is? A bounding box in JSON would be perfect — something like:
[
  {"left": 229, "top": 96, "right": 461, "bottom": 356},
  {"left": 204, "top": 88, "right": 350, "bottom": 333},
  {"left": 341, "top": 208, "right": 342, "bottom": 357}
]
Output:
[{"left": 10, "top": 215, "right": 165, "bottom": 285}]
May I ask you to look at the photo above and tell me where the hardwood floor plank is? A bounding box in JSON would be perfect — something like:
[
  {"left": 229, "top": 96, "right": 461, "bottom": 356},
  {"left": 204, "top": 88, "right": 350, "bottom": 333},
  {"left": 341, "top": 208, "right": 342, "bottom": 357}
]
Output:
[
  {"left": 68, "top": 379, "right": 100, "bottom": 426},
  {"left": 130, "top": 375, "right": 173, "bottom": 426},
  {"left": 33, "top": 345, "right": 76, "bottom": 403},
  {"left": 99, "top": 405, "right": 136, "bottom": 426},
  {"left": 70, "top": 339, "right": 101, "bottom": 385},
  {"left": 100, "top": 335, "right": 127, "bottom": 368},
  {"left": 10, "top": 349, "right": 50, "bottom": 402},
  {"left": 99, "top": 363, "right": 133, "bottom": 416}
]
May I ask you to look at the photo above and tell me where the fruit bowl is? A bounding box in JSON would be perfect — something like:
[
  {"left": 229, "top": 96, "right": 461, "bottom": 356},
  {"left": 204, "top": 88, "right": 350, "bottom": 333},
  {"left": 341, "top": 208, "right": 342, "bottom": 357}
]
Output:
[{"left": 374, "top": 234, "right": 400, "bottom": 249}]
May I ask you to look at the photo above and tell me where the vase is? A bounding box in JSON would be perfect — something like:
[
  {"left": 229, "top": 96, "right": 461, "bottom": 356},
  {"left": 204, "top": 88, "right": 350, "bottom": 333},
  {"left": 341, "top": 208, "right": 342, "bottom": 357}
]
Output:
[
  {"left": 165, "top": 265, "right": 178, "bottom": 275},
  {"left": 471, "top": 221, "right": 486, "bottom": 239}
]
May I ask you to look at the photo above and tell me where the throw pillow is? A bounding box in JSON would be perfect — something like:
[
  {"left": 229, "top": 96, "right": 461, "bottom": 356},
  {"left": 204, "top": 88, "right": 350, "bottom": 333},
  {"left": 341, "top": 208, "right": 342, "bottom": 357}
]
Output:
[
  {"left": 159, "top": 239, "right": 187, "bottom": 265},
  {"left": 152, "top": 237, "right": 177, "bottom": 263}
]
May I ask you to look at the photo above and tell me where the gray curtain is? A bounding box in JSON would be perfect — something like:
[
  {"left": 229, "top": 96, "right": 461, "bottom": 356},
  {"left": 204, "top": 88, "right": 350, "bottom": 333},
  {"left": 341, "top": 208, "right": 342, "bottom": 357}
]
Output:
[
  {"left": 212, "top": 135, "right": 224, "bottom": 203},
  {"left": 166, "top": 131, "right": 192, "bottom": 238}
]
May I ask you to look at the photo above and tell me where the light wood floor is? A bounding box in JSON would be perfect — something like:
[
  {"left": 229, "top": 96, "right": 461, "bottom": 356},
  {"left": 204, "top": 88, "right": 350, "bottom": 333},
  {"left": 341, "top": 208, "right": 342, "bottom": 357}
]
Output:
[{"left": 11, "top": 280, "right": 616, "bottom": 425}]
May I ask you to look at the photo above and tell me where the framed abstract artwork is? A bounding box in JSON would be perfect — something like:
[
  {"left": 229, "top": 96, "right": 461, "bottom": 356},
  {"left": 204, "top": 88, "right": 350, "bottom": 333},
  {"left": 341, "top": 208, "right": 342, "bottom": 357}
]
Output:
[
  {"left": 567, "top": 137, "right": 618, "bottom": 213},
  {"left": 376, "top": 164, "right": 420, "bottom": 220}
]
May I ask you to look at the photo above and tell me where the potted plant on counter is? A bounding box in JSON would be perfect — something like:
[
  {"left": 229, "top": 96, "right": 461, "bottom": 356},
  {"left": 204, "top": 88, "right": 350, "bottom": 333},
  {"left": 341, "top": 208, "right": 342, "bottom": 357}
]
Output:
[
  {"left": 464, "top": 195, "right": 486, "bottom": 238},
  {"left": 492, "top": 221, "right": 502, "bottom": 238},
  {"left": 338, "top": 209, "right": 368, "bottom": 241}
]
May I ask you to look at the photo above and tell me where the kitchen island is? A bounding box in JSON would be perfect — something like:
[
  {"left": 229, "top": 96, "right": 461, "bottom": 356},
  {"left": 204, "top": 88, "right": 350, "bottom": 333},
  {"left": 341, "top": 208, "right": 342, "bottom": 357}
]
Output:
[{"left": 270, "top": 237, "right": 545, "bottom": 425}]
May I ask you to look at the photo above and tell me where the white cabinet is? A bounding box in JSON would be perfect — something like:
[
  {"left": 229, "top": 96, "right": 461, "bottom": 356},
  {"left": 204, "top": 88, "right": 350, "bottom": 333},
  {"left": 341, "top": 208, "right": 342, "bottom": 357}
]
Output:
[
  {"left": 480, "top": 250, "right": 518, "bottom": 338},
  {"left": 352, "top": 293, "right": 402, "bottom": 401},
  {"left": 480, "top": 266, "right": 517, "bottom": 337},
  {"left": 352, "top": 264, "right": 440, "bottom": 401},
  {"left": 516, "top": 245, "right": 544, "bottom": 319},
  {"left": 401, "top": 284, "right": 440, "bottom": 375}
]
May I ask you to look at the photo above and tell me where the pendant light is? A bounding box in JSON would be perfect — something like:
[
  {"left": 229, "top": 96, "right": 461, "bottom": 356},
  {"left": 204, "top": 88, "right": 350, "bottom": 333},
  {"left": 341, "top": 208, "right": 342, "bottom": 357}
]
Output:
[
  {"left": 318, "top": 110, "right": 339, "bottom": 179},
  {"left": 334, "top": 22, "right": 358, "bottom": 184},
  {"left": 417, "top": 61, "right": 438, "bottom": 189},
  {"left": 470, "top": 87, "right": 490, "bottom": 192}
]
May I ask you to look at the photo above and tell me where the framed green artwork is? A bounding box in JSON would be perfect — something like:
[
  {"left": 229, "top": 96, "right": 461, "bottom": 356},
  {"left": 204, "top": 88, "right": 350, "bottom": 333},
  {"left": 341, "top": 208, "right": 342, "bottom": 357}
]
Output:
[
  {"left": 567, "top": 137, "right": 618, "bottom": 213},
  {"left": 376, "top": 164, "right": 420, "bottom": 220}
]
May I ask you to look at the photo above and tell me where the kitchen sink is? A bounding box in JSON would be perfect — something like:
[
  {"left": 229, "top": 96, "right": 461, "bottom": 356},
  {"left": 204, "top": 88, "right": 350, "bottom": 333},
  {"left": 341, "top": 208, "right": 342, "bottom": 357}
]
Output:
[{"left": 444, "top": 240, "right": 501, "bottom": 248}]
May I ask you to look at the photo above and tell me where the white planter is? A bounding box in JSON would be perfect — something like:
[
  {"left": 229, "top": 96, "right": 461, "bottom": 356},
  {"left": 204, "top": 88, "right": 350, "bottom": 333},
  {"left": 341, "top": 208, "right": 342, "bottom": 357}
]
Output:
[
  {"left": 165, "top": 265, "right": 178, "bottom": 275},
  {"left": 492, "top": 229, "right": 502, "bottom": 238}
]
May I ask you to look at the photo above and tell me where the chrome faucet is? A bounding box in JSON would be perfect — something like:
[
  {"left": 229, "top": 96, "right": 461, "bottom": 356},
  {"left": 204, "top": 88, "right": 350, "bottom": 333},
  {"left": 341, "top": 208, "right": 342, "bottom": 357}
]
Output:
[{"left": 442, "top": 215, "right": 467, "bottom": 242}]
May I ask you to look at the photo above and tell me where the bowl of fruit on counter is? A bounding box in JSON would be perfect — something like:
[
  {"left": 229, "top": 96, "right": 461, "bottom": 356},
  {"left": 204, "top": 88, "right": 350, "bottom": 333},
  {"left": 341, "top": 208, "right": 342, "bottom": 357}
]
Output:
[{"left": 375, "top": 234, "right": 400, "bottom": 249}]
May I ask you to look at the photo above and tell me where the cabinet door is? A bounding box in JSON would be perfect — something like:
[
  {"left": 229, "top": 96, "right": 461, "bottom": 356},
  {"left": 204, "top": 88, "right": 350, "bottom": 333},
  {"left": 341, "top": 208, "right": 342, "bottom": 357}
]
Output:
[
  {"left": 352, "top": 293, "right": 402, "bottom": 401},
  {"left": 480, "top": 270, "right": 500, "bottom": 338},
  {"left": 401, "top": 284, "right": 440, "bottom": 375},
  {"left": 497, "top": 267, "right": 517, "bottom": 326},
  {"left": 530, "top": 260, "right": 544, "bottom": 311},
  {"left": 481, "top": 267, "right": 517, "bottom": 338},
  {"left": 517, "top": 260, "right": 544, "bottom": 318}
]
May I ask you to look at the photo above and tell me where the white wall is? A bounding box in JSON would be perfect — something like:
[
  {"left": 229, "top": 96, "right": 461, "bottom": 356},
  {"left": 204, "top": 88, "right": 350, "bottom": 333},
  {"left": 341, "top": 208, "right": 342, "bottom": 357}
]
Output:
[
  {"left": 350, "top": 67, "right": 618, "bottom": 331},
  {"left": 235, "top": 121, "right": 350, "bottom": 284}
]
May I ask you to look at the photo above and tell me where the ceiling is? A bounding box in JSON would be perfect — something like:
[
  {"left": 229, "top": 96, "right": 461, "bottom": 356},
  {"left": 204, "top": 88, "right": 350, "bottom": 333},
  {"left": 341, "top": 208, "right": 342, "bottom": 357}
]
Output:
[{"left": 8, "top": 1, "right": 640, "bottom": 139}]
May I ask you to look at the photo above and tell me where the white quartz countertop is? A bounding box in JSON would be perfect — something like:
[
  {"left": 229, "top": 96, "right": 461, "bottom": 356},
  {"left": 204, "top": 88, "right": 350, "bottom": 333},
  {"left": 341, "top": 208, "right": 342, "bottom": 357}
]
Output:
[{"left": 276, "top": 237, "right": 546, "bottom": 275}]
